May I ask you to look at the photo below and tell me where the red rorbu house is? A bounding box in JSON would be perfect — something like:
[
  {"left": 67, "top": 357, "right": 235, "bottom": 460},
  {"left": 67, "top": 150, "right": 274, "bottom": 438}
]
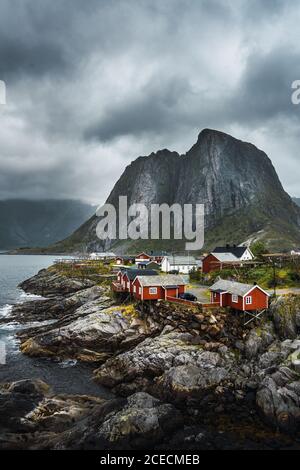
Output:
[
  {"left": 112, "top": 269, "right": 157, "bottom": 293},
  {"left": 132, "top": 274, "right": 186, "bottom": 301},
  {"left": 202, "top": 246, "right": 254, "bottom": 274},
  {"left": 135, "top": 252, "right": 152, "bottom": 264},
  {"left": 135, "top": 251, "right": 167, "bottom": 265},
  {"left": 209, "top": 279, "right": 269, "bottom": 311},
  {"left": 115, "top": 255, "right": 135, "bottom": 265}
]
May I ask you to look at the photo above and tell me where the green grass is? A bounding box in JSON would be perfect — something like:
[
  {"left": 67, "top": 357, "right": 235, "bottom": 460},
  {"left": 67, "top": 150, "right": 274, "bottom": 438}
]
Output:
[{"left": 205, "top": 264, "right": 300, "bottom": 289}]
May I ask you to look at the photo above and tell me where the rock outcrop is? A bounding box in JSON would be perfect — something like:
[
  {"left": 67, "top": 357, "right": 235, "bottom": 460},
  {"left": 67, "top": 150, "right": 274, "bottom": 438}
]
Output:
[
  {"left": 20, "top": 268, "right": 96, "bottom": 296},
  {"left": 19, "top": 303, "right": 161, "bottom": 362},
  {"left": 6, "top": 266, "right": 300, "bottom": 447},
  {"left": 0, "top": 379, "right": 183, "bottom": 450}
]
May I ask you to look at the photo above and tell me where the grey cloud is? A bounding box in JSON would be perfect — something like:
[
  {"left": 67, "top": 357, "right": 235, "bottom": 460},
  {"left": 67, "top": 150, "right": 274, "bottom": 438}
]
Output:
[
  {"left": 85, "top": 76, "right": 194, "bottom": 141},
  {"left": 1, "top": 0, "right": 300, "bottom": 203}
]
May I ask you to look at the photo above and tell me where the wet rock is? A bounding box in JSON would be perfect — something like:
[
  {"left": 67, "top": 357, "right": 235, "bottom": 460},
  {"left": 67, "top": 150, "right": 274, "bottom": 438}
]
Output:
[
  {"left": 20, "top": 303, "right": 161, "bottom": 362},
  {"left": 19, "top": 268, "right": 96, "bottom": 296},
  {"left": 0, "top": 380, "right": 183, "bottom": 450},
  {"left": 96, "top": 392, "right": 183, "bottom": 449},
  {"left": 0, "top": 379, "right": 50, "bottom": 435},
  {"left": 9, "top": 285, "right": 108, "bottom": 324}
]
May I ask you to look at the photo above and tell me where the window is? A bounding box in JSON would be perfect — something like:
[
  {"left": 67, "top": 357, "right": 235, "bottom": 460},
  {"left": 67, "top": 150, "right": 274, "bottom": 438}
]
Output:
[
  {"left": 139, "top": 287, "right": 142, "bottom": 295},
  {"left": 149, "top": 287, "right": 158, "bottom": 295},
  {"left": 246, "top": 296, "right": 252, "bottom": 305},
  {"left": 133, "top": 286, "right": 136, "bottom": 293},
  {"left": 232, "top": 294, "right": 238, "bottom": 303}
]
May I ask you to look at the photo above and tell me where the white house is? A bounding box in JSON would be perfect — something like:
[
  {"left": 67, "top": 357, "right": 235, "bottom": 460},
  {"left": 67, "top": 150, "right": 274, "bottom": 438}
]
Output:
[
  {"left": 161, "top": 255, "right": 200, "bottom": 274},
  {"left": 90, "top": 252, "right": 116, "bottom": 260},
  {"left": 291, "top": 249, "right": 300, "bottom": 256},
  {"left": 212, "top": 245, "right": 254, "bottom": 261}
]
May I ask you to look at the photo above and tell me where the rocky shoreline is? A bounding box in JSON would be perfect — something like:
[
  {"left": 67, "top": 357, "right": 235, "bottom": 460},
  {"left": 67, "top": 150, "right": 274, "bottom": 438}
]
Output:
[{"left": 1, "top": 267, "right": 300, "bottom": 449}]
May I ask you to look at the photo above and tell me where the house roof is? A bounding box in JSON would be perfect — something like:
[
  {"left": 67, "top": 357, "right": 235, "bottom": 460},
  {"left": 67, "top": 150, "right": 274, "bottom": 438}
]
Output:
[
  {"left": 213, "top": 246, "right": 249, "bottom": 259},
  {"left": 164, "top": 256, "right": 198, "bottom": 265},
  {"left": 136, "top": 251, "right": 168, "bottom": 257},
  {"left": 135, "top": 274, "right": 187, "bottom": 287},
  {"left": 136, "top": 261, "right": 160, "bottom": 267},
  {"left": 116, "top": 255, "right": 135, "bottom": 260},
  {"left": 211, "top": 252, "right": 239, "bottom": 262},
  {"left": 123, "top": 269, "right": 157, "bottom": 280},
  {"left": 210, "top": 279, "right": 265, "bottom": 297}
]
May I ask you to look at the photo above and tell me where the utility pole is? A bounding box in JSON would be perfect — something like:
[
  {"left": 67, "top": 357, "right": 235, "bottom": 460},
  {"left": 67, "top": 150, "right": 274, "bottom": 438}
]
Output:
[{"left": 272, "top": 258, "right": 277, "bottom": 297}]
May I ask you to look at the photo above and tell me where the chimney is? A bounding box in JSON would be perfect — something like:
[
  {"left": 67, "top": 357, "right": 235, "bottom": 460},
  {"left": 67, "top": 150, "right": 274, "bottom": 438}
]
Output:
[{"left": 253, "top": 282, "right": 257, "bottom": 285}]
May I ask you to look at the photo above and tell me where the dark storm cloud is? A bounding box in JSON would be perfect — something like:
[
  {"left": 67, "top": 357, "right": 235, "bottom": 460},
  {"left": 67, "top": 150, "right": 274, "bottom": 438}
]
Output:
[
  {"left": 85, "top": 76, "right": 194, "bottom": 141},
  {"left": 0, "top": 0, "right": 300, "bottom": 203},
  {"left": 230, "top": 48, "right": 300, "bottom": 124}
]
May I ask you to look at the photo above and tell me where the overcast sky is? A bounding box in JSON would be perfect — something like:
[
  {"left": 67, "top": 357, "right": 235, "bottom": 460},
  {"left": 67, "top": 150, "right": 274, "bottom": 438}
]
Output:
[{"left": 0, "top": 0, "right": 300, "bottom": 204}]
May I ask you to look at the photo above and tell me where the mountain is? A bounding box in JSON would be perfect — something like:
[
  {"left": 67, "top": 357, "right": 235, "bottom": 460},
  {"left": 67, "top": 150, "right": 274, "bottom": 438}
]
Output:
[
  {"left": 45, "top": 129, "right": 300, "bottom": 253},
  {"left": 0, "top": 199, "right": 96, "bottom": 250},
  {"left": 293, "top": 198, "right": 300, "bottom": 208}
]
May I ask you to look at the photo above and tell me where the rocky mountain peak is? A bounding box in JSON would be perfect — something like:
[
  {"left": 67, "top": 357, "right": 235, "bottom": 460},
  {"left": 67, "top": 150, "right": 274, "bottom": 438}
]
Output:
[{"left": 47, "top": 129, "right": 300, "bottom": 253}]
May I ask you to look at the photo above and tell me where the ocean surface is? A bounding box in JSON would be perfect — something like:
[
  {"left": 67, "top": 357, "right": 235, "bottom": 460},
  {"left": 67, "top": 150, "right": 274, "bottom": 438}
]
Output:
[{"left": 0, "top": 254, "right": 111, "bottom": 397}]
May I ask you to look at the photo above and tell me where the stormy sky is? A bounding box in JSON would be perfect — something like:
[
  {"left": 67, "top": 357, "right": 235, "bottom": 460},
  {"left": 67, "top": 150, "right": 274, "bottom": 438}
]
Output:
[{"left": 1, "top": 0, "right": 300, "bottom": 204}]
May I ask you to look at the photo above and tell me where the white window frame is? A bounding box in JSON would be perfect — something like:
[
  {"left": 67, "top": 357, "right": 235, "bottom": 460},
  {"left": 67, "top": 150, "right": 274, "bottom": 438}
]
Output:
[
  {"left": 232, "top": 294, "right": 238, "bottom": 303},
  {"left": 139, "top": 287, "right": 142, "bottom": 295},
  {"left": 245, "top": 296, "right": 252, "bottom": 305},
  {"left": 149, "top": 287, "right": 158, "bottom": 295},
  {"left": 133, "top": 286, "right": 136, "bottom": 293}
]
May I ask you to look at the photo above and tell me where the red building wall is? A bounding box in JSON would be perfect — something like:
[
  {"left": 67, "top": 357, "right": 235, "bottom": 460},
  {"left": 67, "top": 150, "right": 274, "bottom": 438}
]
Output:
[
  {"left": 225, "top": 293, "right": 244, "bottom": 310},
  {"left": 202, "top": 254, "right": 220, "bottom": 273},
  {"left": 210, "top": 291, "right": 221, "bottom": 303},
  {"left": 136, "top": 253, "right": 151, "bottom": 261},
  {"left": 132, "top": 279, "right": 185, "bottom": 301},
  {"left": 243, "top": 287, "right": 268, "bottom": 310},
  {"left": 210, "top": 287, "right": 268, "bottom": 310}
]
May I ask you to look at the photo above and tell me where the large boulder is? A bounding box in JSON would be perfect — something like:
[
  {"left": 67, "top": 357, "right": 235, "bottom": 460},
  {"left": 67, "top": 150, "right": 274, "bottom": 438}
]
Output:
[
  {"left": 270, "top": 296, "right": 300, "bottom": 339},
  {"left": 96, "top": 392, "right": 183, "bottom": 450},
  {"left": 256, "top": 370, "right": 300, "bottom": 433},
  {"left": 244, "top": 322, "right": 275, "bottom": 359}
]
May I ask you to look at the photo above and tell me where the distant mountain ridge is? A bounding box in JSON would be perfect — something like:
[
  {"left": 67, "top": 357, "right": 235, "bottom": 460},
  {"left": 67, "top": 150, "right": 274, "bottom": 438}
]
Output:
[
  {"left": 37, "top": 129, "right": 300, "bottom": 253},
  {"left": 293, "top": 198, "right": 300, "bottom": 208},
  {"left": 0, "top": 199, "right": 96, "bottom": 250}
]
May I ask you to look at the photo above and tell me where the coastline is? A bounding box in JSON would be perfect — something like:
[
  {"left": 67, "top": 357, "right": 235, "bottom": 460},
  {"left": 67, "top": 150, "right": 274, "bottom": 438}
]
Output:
[{"left": 1, "top": 264, "right": 300, "bottom": 449}]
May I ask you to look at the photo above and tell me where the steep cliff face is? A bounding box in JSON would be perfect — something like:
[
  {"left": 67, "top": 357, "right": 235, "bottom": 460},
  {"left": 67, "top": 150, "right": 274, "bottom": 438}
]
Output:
[{"left": 49, "top": 129, "right": 300, "bottom": 253}]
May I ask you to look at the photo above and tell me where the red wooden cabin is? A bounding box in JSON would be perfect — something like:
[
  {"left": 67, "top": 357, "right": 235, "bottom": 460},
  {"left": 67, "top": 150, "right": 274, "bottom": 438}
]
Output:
[
  {"left": 132, "top": 274, "right": 186, "bottom": 301},
  {"left": 112, "top": 268, "right": 157, "bottom": 293},
  {"left": 209, "top": 279, "right": 269, "bottom": 311}
]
